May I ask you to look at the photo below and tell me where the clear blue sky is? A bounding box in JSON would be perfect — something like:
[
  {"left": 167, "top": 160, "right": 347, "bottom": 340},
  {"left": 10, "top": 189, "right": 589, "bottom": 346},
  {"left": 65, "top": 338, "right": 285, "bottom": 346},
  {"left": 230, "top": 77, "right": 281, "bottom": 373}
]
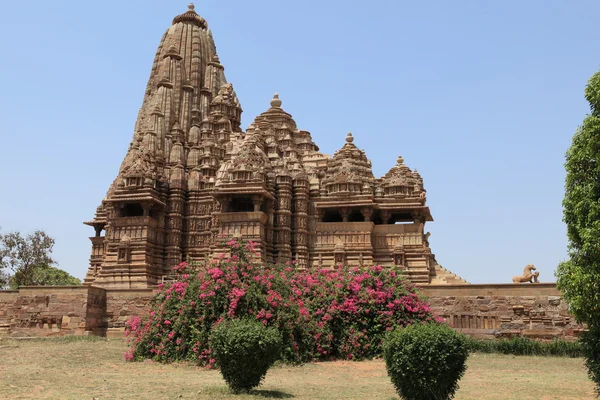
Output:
[{"left": 0, "top": 0, "right": 598, "bottom": 284}]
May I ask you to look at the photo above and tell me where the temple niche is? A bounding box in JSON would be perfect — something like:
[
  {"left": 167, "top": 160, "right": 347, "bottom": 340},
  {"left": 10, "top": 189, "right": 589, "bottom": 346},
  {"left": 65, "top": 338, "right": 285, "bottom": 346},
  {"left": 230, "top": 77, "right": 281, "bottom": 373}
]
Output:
[{"left": 84, "top": 4, "right": 467, "bottom": 288}]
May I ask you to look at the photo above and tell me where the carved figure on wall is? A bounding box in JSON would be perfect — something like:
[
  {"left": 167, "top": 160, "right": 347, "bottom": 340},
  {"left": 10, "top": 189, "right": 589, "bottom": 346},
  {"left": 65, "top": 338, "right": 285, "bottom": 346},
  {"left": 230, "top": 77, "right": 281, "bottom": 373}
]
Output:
[{"left": 512, "top": 264, "right": 539, "bottom": 284}]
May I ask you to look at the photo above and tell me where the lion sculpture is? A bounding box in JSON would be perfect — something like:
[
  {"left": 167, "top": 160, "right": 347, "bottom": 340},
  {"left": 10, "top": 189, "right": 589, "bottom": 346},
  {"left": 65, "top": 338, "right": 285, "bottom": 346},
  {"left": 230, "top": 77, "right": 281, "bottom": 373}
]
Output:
[{"left": 512, "top": 264, "right": 539, "bottom": 284}]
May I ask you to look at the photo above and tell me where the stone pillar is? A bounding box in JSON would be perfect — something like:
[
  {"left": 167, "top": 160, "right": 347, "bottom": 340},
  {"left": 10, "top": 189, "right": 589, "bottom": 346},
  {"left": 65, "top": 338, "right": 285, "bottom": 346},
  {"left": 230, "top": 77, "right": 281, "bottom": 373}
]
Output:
[
  {"left": 382, "top": 210, "right": 391, "bottom": 225},
  {"left": 414, "top": 215, "right": 425, "bottom": 233},
  {"left": 292, "top": 178, "right": 309, "bottom": 267},
  {"left": 362, "top": 208, "right": 372, "bottom": 223},
  {"left": 185, "top": 193, "right": 212, "bottom": 262},
  {"left": 252, "top": 195, "right": 262, "bottom": 212},
  {"left": 274, "top": 175, "right": 292, "bottom": 263},
  {"left": 165, "top": 187, "right": 185, "bottom": 270},
  {"left": 265, "top": 205, "right": 275, "bottom": 264},
  {"left": 341, "top": 208, "right": 349, "bottom": 223}
]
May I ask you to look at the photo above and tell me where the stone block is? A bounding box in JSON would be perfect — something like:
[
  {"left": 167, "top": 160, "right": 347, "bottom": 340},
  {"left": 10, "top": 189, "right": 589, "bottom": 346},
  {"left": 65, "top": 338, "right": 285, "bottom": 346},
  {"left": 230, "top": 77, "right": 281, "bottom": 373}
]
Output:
[
  {"left": 106, "top": 328, "right": 126, "bottom": 339},
  {"left": 501, "top": 322, "right": 526, "bottom": 331},
  {"left": 521, "top": 328, "right": 562, "bottom": 338},
  {"left": 548, "top": 296, "right": 561, "bottom": 306},
  {"left": 512, "top": 305, "right": 525, "bottom": 315},
  {"left": 496, "top": 329, "right": 522, "bottom": 338},
  {"left": 553, "top": 318, "right": 568, "bottom": 327}
]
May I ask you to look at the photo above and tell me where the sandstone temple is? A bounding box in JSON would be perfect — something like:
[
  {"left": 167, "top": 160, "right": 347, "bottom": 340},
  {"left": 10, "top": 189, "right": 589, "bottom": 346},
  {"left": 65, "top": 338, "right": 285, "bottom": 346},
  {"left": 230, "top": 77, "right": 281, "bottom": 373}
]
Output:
[{"left": 83, "top": 4, "right": 467, "bottom": 289}]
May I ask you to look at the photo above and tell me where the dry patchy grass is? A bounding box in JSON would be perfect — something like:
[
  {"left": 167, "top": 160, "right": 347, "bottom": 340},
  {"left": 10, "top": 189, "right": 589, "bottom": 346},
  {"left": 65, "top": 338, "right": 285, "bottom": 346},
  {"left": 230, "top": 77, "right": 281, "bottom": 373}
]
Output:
[{"left": 0, "top": 337, "right": 595, "bottom": 400}]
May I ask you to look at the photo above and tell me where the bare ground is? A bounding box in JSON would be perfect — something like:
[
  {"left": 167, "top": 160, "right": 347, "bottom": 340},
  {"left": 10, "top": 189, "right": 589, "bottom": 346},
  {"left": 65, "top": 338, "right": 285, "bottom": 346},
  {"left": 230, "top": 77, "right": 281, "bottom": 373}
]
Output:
[{"left": 0, "top": 338, "right": 595, "bottom": 400}]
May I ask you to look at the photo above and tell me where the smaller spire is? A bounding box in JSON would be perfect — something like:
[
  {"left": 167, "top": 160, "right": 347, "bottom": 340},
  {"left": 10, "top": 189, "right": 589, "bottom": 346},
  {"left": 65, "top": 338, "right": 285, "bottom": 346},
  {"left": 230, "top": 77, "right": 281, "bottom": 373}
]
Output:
[
  {"left": 346, "top": 132, "right": 354, "bottom": 143},
  {"left": 270, "top": 92, "right": 282, "bottom": 108},
  {"left": 164, "top": 45, "right": 182, "bottom": 60},
  {"left": 151, "top": 105, "right": 163, "bottom": 116}
]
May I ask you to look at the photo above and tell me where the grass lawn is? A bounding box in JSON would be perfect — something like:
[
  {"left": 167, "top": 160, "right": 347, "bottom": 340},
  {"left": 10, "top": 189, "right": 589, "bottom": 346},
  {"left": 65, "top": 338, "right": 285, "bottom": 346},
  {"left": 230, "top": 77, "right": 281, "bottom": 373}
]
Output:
[{"left": 0, "top": 337, "right": 595, "bottom": 400}]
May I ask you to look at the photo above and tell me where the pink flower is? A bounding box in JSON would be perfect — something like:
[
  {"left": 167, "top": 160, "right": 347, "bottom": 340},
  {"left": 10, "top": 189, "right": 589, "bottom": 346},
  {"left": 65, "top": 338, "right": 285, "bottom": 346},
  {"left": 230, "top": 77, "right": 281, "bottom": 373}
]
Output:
[
  {"left": 208, "top": 268, "right": 224, "bottom": 279},
  {"left": 124, "top": 350, "right": 134, "bottom": 361}
]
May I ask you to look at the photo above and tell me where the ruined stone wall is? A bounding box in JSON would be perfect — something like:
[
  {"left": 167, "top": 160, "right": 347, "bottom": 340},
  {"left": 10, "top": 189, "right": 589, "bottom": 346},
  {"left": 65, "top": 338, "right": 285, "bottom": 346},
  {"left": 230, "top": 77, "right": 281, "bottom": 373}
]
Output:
[
  {"left": 421, "top": 283, "right": 585, "bottom": 340},
  {"left": 0, "top": 291, "right": 19, "bottom": 337},
  {"left": 86, "top": 286, "right": 108, "bottom": 335},
  {"left": 0, "top": 283, "right": 585, "bottom": 340},
  {"left": 104, "top": 289, "right": 155, "bottom": 338},
  {"left": 0, "top": 286, "right": 156, "bottom": 338},
  {"left": 0, "top": 286, "right": 106, "bottom": 337}
]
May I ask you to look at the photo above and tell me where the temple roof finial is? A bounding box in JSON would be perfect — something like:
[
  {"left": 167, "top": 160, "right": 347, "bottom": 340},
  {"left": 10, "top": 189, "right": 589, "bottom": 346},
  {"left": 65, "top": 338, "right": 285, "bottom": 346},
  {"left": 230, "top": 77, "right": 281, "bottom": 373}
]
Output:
[
  {"left": 270, "top": 92, "right": 282, "bottom": 108},
  {"left": 346, "top": 132, "right": 354, "bottom": 143},
  {"left": 173, "top": 3, "right": 207, "bottom": 28},
  {"left": 397, "top": 155, "right": 404, "bottom": 164}
]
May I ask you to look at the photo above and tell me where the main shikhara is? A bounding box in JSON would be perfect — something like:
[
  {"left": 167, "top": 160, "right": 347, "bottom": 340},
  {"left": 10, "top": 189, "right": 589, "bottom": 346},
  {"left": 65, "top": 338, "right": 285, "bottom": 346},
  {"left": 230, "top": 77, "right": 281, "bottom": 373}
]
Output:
[{"left": 84, "top": 4, "right": 466, "bottom": 288}]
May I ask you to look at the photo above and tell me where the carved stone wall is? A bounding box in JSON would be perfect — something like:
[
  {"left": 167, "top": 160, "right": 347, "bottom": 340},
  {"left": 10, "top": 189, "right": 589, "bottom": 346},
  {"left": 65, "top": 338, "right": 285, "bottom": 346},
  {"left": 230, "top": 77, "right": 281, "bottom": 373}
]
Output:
[
  {"left": 0, "top": 283, "right": 585, "bottom": 340},
  {"left": 104, "top": 289, "right": 155, "bottom": 338},
  {"left": 421, "top": 284, "right": 585, "bottom": 340},
  {"left": 0, "top": 287, "right": 106, "bottom": 337}
]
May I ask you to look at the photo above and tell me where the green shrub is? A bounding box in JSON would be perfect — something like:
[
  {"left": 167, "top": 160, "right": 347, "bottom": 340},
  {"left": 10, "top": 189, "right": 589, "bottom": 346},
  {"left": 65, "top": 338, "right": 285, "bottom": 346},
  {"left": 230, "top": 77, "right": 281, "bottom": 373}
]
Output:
[
  {"left": 210, "top": 319, "right": 282, "bottom": 393},
  {"left": 125, "top": 240, "right": 438, "bottom": 365},
  {"left": 464, "top": 336, "right": 583, "bottom": 357},
  {"left": 547, "top": 337, "right": 583, "bottom": 357},
  {"left": 497, "top": 336, "right": 541, "bottom": 355},
  {"left": 383, "top": 323, "right": 468, "bottom": 400}
]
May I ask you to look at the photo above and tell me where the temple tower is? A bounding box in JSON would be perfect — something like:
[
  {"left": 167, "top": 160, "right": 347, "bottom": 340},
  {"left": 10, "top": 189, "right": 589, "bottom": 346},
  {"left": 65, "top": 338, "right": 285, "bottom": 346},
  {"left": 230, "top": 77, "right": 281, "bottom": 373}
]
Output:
[
  {"left": 84, "top": 4, "right": 242, "bottom": 287},
  {"left": 84, "top": 5, "right": 468, "bottom": 288}
]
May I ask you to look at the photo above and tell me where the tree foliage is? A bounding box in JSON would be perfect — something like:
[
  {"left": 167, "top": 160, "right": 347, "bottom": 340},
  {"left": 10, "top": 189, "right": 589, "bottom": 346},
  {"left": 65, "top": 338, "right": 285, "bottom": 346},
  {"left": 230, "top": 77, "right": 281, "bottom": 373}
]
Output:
[
  {"left": 556, "top": 70, "right": 600, "bottom": 393},
  {"left": 0, "top": 229, "right": 80, "bottom": 289}
]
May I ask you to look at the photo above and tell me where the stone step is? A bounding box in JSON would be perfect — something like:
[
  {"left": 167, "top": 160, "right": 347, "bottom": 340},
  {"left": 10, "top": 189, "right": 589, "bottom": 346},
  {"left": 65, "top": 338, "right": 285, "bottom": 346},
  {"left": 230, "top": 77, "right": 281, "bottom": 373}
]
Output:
[
  {"left": 430, "top": 263, "right": 469, "bottom": 285},
  {"left": 0, "top": 324, "right": 10, "bottom": 338}
]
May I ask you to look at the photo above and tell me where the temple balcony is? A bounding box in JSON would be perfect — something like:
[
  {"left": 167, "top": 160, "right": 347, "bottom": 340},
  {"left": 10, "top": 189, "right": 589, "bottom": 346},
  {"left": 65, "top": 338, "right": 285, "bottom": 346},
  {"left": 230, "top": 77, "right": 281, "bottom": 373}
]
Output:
[{"left": 217, "top": 212, "right": 268, "bottom": 240}]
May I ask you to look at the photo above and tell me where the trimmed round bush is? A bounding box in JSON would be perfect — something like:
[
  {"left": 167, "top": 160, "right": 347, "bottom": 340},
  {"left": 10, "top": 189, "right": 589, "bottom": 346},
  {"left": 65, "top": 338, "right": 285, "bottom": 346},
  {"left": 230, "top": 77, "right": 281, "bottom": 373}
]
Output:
[
  {"left": 383, "top": 323, "right": 468, "bottom": 400},
  {"left": 210, "top": 318, "right": 282, "bottom": 393}
]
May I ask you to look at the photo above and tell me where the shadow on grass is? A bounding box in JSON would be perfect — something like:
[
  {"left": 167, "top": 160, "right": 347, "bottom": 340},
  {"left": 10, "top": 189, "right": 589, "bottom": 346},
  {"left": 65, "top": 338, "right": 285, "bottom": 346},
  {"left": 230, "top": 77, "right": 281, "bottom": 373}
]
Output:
[
  {"left": 248, "top": 389, "right": 294, "bottom": 398},
  {"left": 200, "top": 385, "right": 294, "bottom": 398}
]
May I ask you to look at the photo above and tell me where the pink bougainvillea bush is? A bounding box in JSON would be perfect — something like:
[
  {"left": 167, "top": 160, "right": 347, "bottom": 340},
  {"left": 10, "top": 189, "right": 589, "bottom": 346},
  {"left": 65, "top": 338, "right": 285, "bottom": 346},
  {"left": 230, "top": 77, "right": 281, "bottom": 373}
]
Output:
[{"left": 125, "top": 240, "right": 441, "bottom": 365}]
